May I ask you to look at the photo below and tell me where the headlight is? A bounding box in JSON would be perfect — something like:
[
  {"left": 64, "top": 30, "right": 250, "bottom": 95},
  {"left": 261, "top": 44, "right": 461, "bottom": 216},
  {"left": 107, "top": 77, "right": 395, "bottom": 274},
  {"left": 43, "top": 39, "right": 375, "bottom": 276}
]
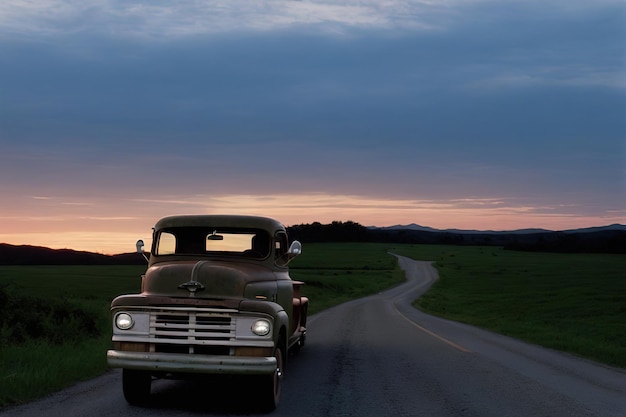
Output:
[
  {"left": 115, "top": 313, "right": 134, "bottom": 330},
  {"left": 251, "top": 319, "right": 271, "bottom": 336}
]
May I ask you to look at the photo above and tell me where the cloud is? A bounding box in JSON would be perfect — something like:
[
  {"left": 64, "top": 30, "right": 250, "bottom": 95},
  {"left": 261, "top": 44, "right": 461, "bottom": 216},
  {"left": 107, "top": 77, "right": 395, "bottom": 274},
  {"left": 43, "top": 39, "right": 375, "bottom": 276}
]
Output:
[
  {"left": 0, "top": 0, "right": 451, "bottom": 40},
  {"left": 126, "top": 192, "right": 625, "bottom": 228},
  {"left": 465, "top": 67, "right": 626, "bottom": 91},
  {"left": 0, "top": 230, "right": 145, "bottom": 254},
  {"left": 78, "top": 216, "right": 138, "bottom": 221},
  {"left": 3, "top": 0, "right": 622, "bottom": 41},
  {"left": 0, "top": 0, "right": 623, "bottom": 254},
  {"left": 0, "top": 190, "right": 623, "bottom": 253}
]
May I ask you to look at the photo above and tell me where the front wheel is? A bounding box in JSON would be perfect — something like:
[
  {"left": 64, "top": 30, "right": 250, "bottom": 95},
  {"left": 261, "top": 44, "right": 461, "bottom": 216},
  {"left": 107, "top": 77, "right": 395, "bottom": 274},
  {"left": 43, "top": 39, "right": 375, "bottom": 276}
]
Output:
[
  {"left": 122, "top": 369, "right": 151, "bottom": 405},
  {"left": 257, "top": 340, "right": 284, "bottom": 411}
]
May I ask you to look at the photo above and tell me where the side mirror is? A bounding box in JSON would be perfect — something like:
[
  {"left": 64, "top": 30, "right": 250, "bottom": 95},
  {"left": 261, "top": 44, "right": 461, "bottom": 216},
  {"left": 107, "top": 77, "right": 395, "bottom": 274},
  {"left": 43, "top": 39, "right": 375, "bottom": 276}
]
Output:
[
  {"left": 136, "top": 239, "right": 149, "bottom": 263},
  {"left": 287, "top": 241, "right": 302, "bottom": 256},
  {"left": 276, "top": 241, "right": 302, "bottom": 267}
]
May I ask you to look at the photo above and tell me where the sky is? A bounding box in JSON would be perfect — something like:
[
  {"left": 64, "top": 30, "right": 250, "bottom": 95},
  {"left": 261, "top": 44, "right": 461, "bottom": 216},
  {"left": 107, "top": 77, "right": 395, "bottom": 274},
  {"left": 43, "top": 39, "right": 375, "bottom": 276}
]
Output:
[{"left": 0, "top": 0, "right": 625, "bottom": 254}]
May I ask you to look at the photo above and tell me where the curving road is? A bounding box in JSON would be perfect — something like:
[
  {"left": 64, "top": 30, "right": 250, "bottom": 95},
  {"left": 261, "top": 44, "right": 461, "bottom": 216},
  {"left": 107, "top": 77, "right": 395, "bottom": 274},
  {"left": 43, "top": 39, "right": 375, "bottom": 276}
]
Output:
[{"left": 2, "top": 256, "right": 625, "bottom": 416}]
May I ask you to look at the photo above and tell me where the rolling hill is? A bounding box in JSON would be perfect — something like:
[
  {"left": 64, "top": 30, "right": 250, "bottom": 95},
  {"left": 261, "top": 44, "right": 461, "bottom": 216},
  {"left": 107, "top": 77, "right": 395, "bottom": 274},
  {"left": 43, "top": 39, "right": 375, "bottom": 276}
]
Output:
[{"left": 1, "top": 223, "right": 624, "bottom": 265}]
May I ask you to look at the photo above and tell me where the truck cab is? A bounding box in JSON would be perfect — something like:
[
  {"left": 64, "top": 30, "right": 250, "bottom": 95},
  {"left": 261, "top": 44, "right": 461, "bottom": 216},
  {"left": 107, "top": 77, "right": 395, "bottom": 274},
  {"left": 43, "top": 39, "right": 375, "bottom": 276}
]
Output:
[{"left": 107, "top": 215, "right": 308, "bottom": 411}]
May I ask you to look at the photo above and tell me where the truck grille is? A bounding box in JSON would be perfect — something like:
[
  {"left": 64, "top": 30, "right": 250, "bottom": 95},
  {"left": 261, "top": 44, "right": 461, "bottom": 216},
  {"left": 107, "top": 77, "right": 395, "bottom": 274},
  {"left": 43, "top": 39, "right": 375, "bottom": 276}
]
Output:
[{"left": 150, "top": 310, "right": 236, "bottom": 354}]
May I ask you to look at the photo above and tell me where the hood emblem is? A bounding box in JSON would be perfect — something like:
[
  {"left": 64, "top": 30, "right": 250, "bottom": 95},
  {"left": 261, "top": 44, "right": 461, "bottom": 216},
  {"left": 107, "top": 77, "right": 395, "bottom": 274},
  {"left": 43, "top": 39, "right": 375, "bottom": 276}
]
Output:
[
  {"left": 178, "top": 280, "right": 205, "bottom": 296},
  {"left": 181, "top": 260, "right": 209, "bottom": 297}
]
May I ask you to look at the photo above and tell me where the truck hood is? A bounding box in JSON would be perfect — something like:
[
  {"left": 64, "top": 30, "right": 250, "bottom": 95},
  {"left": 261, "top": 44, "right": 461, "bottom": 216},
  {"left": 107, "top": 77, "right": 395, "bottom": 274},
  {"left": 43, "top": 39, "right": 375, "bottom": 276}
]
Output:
[{"left": 142, "top": 260, "right": 276, "bottom": 299}]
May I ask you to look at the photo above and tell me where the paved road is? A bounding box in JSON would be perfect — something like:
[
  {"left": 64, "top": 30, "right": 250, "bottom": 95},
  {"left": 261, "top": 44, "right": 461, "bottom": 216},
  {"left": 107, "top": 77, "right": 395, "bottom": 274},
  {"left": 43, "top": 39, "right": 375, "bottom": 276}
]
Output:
[{"left": 2, "top": 256, "right": 625, "bottom": 416}]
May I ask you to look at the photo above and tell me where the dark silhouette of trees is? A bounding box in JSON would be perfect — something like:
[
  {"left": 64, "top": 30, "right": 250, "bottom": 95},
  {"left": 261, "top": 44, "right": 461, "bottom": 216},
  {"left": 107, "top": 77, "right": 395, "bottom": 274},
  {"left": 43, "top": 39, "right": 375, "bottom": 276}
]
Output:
[
  {"left": 0, "top": 223, "right": 623, "bottom": 265},
  {"left": 287, "top": 222, "right": 625, "bottom": 254},
  {"left": 0, "top": 244, "right": 145, "bottom": 265},
  {"left": 287, "top": 221, "right": 369, "bottom": 243}
]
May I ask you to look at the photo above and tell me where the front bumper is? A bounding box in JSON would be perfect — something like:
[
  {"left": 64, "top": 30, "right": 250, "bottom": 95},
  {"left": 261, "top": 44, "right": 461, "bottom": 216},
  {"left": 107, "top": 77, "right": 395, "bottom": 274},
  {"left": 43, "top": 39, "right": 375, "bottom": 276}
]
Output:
[{"left": 107, "top": 350, "right": 277, "bottom": 375}]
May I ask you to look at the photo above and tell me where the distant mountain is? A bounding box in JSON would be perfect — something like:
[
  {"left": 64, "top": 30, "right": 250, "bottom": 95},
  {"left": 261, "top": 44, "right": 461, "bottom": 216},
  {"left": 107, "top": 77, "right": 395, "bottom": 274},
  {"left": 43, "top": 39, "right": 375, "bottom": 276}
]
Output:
[
  {"left": 364, "top": 223, "right": 626, "bottom": 253},
  {"left": 370, "top": 223, "right": 443, "bottom": 233},
  {"left": 0, "top": 243, "right": 146, "bottom": 265},
  {"left": 2, "top": 223, "right": 625, "bottom": 265},
  {"left": 373, "top": 223, "right": 626, "bottom": 235},
  {"left": 561, "top": 224, "right": 626, "bottom": 234}
]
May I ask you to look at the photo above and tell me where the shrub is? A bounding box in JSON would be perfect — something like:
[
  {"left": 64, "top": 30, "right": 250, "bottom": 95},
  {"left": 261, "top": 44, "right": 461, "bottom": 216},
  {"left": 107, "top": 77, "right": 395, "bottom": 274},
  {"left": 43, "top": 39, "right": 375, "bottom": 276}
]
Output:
[{"left": 0, "top": 286, "right": 100, "bottom": 346}]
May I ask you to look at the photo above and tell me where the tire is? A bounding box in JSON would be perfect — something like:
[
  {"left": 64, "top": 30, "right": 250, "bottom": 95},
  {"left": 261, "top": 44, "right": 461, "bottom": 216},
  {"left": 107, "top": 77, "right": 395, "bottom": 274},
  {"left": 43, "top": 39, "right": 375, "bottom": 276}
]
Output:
[
  {"left": 122, "top": 369, "right": 151, "bottom": 405},
  {"left": 257, "top": 339, "right": 285, "bottom": 412}
]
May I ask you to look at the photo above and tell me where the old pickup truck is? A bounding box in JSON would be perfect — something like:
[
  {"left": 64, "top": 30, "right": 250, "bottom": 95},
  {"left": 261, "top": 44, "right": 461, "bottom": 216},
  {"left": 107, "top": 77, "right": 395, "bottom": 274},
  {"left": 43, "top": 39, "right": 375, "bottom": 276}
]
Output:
[{"left": 107, "top": 215, "right": 308, "bottom": 410}]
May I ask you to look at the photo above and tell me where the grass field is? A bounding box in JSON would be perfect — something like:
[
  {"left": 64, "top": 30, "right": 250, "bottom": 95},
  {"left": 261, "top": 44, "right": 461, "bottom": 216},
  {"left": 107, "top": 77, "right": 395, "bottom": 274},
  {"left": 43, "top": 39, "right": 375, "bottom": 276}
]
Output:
[
  {"left": 1, "top": 243, "right": 624, "bottom": 407},
  {"left": 0, "top": 244, "right": 402, "bottom": 407},
  {"left": 0, "top": 265, "right": 145, "bottom": 406},
  {"left": 289, "top": 242, "right": 404, "bottom": 313},
  {"left": 390, "top": 244, "right": 626, "bottom": 368}
]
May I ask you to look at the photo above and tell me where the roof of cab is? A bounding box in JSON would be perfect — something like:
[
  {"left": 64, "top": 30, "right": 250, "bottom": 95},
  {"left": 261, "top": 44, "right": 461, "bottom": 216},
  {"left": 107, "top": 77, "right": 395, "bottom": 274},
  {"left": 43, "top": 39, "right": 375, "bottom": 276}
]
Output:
[{"left": 153, "top": 215, "right": 286, "bottom": 233}]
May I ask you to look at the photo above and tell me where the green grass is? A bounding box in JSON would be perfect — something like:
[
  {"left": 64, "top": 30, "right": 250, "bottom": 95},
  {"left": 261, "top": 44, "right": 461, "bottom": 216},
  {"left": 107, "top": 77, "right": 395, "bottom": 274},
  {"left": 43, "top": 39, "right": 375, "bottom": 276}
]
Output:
[
  {"left": 0, "top": 265, "right": 146, "bottom": 407},
  {"left": 0, "top": 245, "right": 401, "bottom": 407},
  {"left": 1, "top": 243, "right": 624, "bottom": 408},
  {"left": 390, "top": 245, "right": 626, "bottom": 368},
  {"left": 1, "top": 336, "right": 110, "bottom": 405},
  {"left": 0, "top": 265, "right": 145, "bottom": 302},
  {"left": 290, "top": 243, "right": 404, "bottom": 314}
]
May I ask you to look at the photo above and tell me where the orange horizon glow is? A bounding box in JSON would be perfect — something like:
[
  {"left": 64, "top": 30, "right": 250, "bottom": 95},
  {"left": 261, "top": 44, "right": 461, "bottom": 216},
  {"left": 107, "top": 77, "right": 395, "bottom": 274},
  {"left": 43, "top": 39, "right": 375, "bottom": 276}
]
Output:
[
  {"left": 2, "top": 0, "right": 624, "bottom": 259},
  {"left": 1, "top": 193, "right": 623, "bottom": 255}
]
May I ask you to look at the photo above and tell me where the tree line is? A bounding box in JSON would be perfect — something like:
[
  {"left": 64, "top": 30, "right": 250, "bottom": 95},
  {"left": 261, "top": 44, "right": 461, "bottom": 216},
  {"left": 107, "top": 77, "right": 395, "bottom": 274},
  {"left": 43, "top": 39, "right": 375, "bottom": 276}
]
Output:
[
  {"left": 287, "top": 221, "right": 626, "bottom": 254},
  {"left": 0, "top": 221, "right": 624, "bottom": 265}
]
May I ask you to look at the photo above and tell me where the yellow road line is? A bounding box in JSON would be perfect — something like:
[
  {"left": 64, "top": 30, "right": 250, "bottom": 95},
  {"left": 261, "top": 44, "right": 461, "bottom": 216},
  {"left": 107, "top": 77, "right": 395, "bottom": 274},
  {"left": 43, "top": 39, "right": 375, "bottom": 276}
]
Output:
[{"left": 393, "top": 304, "right": 472, "bottom": 353}]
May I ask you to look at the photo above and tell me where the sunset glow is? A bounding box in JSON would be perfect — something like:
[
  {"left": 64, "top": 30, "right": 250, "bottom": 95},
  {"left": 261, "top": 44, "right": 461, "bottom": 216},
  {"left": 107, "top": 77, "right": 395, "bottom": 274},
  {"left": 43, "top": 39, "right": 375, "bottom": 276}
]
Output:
[
  {"left": 1, "top": 193, "right": 623, "bottom": 254},
  {"left": 1, "top": 1, "right": 624, "bottom": 255}
]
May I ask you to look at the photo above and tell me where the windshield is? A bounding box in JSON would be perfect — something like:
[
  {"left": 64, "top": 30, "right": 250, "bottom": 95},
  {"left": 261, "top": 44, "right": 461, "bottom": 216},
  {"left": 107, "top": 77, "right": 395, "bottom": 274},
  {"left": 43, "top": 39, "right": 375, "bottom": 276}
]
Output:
[{"left": 154, "top": 227, "right": 271, "bottom": 259}]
